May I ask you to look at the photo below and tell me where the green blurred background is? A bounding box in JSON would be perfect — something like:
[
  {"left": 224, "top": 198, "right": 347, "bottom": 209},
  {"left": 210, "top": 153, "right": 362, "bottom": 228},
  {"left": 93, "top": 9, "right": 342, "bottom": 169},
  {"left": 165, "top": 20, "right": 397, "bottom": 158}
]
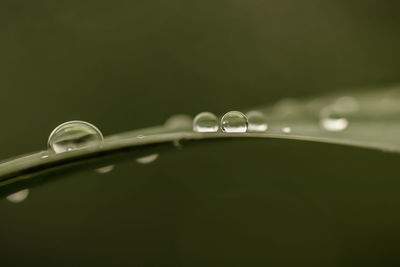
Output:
[{"left": 1, "top": 1, "right": 400, "bottom": 266}]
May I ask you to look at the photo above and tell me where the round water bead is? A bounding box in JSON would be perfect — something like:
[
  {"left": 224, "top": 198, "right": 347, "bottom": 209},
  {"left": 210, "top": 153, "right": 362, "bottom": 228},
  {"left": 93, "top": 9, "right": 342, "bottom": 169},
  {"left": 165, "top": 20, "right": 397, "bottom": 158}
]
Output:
[
  {"left": 246, "top": 111, "right": 268, "bottom": 132},
  {"left": 48, "top": 121, "right": 103, "bottom": 153},
  {"left": 193, "top": 112, "right": 218, "bottom": 133},
  {"left": 221, "top": 111, "right": 248, "bottom": 133}
]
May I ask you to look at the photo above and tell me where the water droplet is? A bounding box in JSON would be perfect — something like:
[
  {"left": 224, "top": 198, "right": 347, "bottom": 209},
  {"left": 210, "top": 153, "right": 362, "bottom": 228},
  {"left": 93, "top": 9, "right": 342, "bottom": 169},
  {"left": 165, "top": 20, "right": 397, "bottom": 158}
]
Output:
[
  {"left": 165, "top": 114, "right": 193, "bottom": 129},
  {"left": 221, "top": 111, "right": 248, "bottom": 133},
  {"left": 96, "top": 165, "right": 115, "bottom": 174},
  {"left": 320, "top": 108, "right": 348, "bottom": 132},
  {"left": 136, "top": 154, "right": 159, "bottom": 164},
  {"left": 246, "top": 111, "right": 267, "bottom": 132},
  {"left": 6, "top": 189, "right": 29, "bottom": 203},
  {"left": 136, "top": 135, "right": 145, "bottom": 139},
  {"left": 48, "top": 121, "right": 103, "bottom": 154},
  {"left": 193, "top": 112, "right": 218, "bottom": 133},
  {"left": 281, "top": 127, "right": 291, "bottom": 133}
]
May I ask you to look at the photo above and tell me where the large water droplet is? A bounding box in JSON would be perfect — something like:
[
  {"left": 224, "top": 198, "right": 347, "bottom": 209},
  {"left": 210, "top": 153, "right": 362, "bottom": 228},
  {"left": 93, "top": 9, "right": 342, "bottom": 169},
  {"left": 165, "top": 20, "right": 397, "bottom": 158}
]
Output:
[
  {"left": 193, "top": 112, "right": 218, "bottom": 133},
  {"left": 48, "top": 121, "right": 103, "bottom": 153},
  {"left": 6, "top": 189, "right": 29, "bottom": 203},
  {"left": 221, "top": 111, "right": 248, "bottom": 133},
  {"left": 136, "top": 154, "right": 159, "bottom": 164},
  {"left": 320, "top": 108, "right": 348, "bottom": 132},
  {"left": 246, "top": 111, "right": 267, "bottom": 132}
]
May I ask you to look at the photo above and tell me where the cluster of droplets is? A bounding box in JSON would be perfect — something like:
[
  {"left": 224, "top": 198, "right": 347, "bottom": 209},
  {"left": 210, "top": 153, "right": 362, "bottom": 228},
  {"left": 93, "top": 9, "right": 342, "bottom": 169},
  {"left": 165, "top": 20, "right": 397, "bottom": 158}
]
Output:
[{"left": 193, "top": 111, "right": 267, "bottom": 133}]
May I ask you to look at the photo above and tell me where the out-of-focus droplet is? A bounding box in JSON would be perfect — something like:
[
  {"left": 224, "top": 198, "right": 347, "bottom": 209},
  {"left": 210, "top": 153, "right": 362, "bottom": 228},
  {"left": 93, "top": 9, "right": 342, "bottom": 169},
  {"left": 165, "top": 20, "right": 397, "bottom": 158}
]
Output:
[
  {"left": 320, "top": 116, "right": 348, "bottom": 132},
  {"left": 165, "top": 114, "right": 193, "bottom": 129},
  {"left": 6, "top": 189, "right": 29, "bottom": 203},
  {"left": 246, "top": 111, "right": 267, "bottom": 132},
  {"left": 136, "top": 154, "right": 159, "bottom": 164},
  {"left": 96, "top": 165, "right": 115, "bottom": 174},
  {"left": 221, "top": 111, "right": 248, "bottom": 133},
  {"left": 320, "top": 107, "right": 348, "bottom": 132},
  {"left": 193, "top": 112, "right": 218, "bottom": 133},
  {"left": 282, "top": 127, "right": 291, "bottom": 133},
  {"left": 48, "top": 121, "right": 103, "bottom": 153}
]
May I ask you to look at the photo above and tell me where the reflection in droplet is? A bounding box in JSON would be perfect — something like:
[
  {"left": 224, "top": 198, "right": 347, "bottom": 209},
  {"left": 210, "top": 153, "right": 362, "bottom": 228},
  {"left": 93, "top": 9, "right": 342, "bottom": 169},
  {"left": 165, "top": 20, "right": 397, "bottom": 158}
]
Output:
[
  {"left": 246, "top": 111, "right": 267, "bottom": 132},
  {"left": 193, "top": 112, "right": 218, "bottom": 133},
  {"left": 137, "top": 135, "right": 145, "bottom": 139},
  {"left": 282, "top": 127, "right": 291, "bottom": 133},
  {"left": 136, "top": 154, "right": 159, "bottom": 164},
  {"left": 96, "top": 165, "right": 115, "bottom": 174},
  {"left": 6, "top": 189, "right": 29, "bottom": 203},
  {"left": 165, "top": 114, "right": 193, "bottom": 129},
  {"left": 221, "top": 111, "right": 248, "bottom": 133},
  {"left": 48, "top": 121, "right": 103, "bottom": 154}
]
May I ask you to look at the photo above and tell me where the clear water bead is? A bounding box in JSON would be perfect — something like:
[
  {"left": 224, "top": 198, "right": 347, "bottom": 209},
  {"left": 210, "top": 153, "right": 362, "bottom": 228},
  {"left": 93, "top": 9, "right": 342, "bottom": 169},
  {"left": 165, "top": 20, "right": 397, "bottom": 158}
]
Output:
[
  {"left": 221, "top": 111, "right": 248, "bottom": 133},
  {"left": 48, "top": 121, "right": 103, "bottom": 153},
  {"left": 246, "top": 111, "right": 267, "bottom": 132},
  {"left": 193, "top": 112, "right": 218, "bottom": 133}
]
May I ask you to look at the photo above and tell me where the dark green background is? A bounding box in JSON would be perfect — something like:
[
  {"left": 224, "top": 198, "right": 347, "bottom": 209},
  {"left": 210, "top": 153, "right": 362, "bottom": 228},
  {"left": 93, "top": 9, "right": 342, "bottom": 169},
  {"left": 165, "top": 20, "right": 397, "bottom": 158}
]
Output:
[
  {"left": 1, "top": 1, "right": 400, "bottom": 266},
  {"left": 1, "top": 0, "right": 400, "bottom": 158}
]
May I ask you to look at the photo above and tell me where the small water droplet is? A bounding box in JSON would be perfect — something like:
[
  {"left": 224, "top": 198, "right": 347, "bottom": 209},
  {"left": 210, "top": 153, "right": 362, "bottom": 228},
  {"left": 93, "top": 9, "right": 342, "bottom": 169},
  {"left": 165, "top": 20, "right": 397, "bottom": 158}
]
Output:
[
  {"left": 221, "top": 111, "right": 248, "bottom": 133},
  {"left": 165, "top": 114, "right": 193, "bottom": 129},
  {"left": 193, "top": 112, "right": 218, "bottom": 133},
  {"left": 136, "top": 154, "right": 159, "bottom": 164},
  {"left": 136, "top": 135, "right": 145, "bottom": 139},
  {"left": 320, "top": 108, "right": 348, "bottom": 132},
  {"left": 246, "top": 111, "right": 267, "bottom": 132},
  {"left": 281, "top": 127, "right": 291, "bottom": 133},
  {"left": 6, "top": 189, "right": 29, "bottom": 203},
  {"left": 96, "top": 165, "right": 115, "bottom": 174},
  {"left": 48, "top": 121, "right": 103, "bottom": 154}
]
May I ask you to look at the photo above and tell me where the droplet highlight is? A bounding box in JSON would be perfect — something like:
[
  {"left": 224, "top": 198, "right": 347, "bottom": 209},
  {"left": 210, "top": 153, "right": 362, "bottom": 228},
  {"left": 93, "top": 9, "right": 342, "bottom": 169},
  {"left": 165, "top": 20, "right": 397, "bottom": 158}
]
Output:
[
  {"left": 221, "top": 111, "right": 248, "bottom": 133},
  {"left": 193, "top": 112, "right": 218, "bottom": 133},
  {"left": 246, "top": 111, "right": 267, "bottom": 132},
  {"left": 48, "top": 121, "right": 103, "bottom": 153},
  {"left": 6, "top": 189, "right": 29, "bottom": 203},
  {"left": 281, "top": 127, "right": 291, "bottom": 133}
]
